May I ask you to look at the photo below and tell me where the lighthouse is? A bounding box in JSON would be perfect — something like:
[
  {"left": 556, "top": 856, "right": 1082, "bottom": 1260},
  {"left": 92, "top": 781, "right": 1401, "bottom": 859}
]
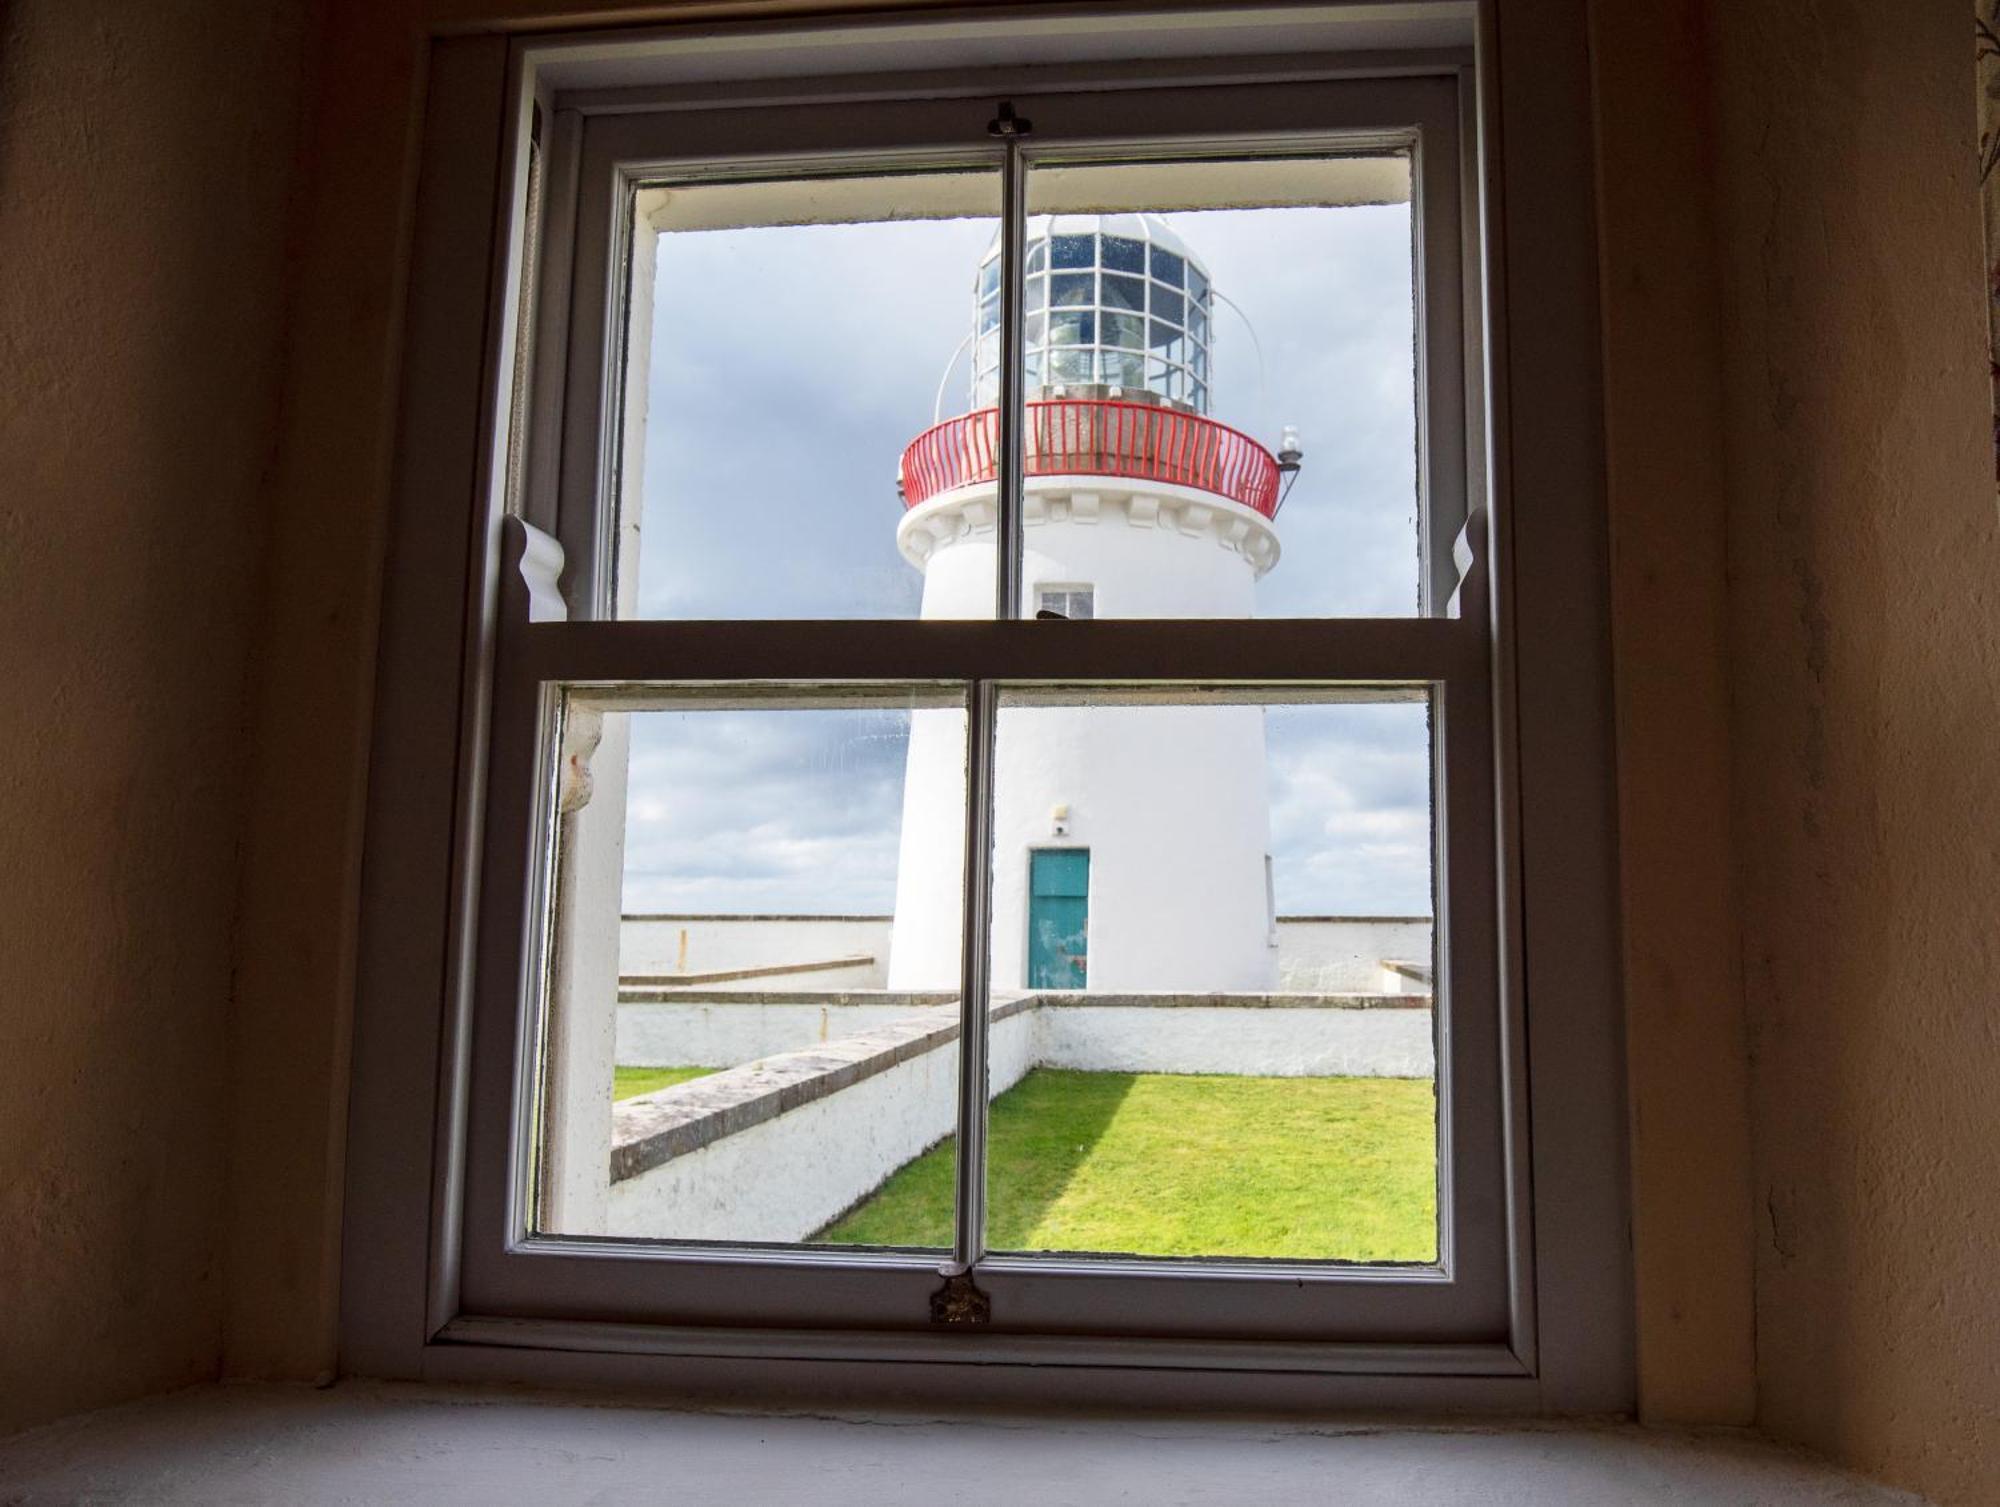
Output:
[{"left": 887, "top": 213, "right": 1291, "bottom": 994}]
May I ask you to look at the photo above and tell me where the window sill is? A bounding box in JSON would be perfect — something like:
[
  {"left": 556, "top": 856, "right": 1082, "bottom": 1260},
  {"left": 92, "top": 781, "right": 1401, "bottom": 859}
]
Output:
[{"left": 0, "top": 1382, "right": 1911, "bottom": 1505}]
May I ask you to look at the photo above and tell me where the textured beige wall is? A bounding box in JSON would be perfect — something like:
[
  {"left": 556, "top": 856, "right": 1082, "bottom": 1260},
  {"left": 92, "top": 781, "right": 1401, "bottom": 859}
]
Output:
[
  {"left": 1709, "top": 1, "right": 2000, "bottom": 1502},
  {"left": 1588, "top": 0, "right": 1758, "bottom": 1426},
  {"left": 0, "top": 1, "right": 315, "bottom": 1432}
]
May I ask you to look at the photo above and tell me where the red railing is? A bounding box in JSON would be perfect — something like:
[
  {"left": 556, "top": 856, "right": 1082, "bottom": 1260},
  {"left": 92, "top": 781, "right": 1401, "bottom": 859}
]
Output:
[{"left": 899, "top": 400, "right": 1282, "bottom": 519}]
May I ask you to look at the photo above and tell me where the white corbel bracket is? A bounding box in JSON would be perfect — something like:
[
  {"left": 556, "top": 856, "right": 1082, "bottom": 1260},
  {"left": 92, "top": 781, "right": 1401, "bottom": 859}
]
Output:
[
  {"left": 1447, "top": 508, "right": 1488, "bottom": 622},
  {"left": 505, "top": 516, "right": 570, "bottom": 625}
]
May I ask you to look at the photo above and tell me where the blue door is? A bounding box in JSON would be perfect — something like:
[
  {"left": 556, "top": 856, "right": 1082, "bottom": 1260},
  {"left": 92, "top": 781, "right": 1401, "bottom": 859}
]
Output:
[{"left": 1028, "top": 848, "right": 1089, "bottom": 988}]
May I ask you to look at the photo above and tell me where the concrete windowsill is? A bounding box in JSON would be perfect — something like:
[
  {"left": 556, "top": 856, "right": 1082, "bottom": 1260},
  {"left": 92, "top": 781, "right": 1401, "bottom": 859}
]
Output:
[{"left": 0, "top": 1382, "right": 1929, "bottom": 1505}]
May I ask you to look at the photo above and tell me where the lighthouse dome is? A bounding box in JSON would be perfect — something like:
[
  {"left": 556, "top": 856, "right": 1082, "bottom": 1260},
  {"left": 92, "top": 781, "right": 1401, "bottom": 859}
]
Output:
[{"left": 970, "top": 213, "right": 1216, "bottom": 415}]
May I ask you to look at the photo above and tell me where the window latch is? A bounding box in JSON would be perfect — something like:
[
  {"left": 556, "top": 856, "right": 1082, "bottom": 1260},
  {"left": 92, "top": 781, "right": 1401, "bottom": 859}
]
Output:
[
  {"left": 987, "top": 100, "right": 1032, "bottom": 139},
  {"left": 930, "top": 1264, "right": 992, "bottom": 1325}
]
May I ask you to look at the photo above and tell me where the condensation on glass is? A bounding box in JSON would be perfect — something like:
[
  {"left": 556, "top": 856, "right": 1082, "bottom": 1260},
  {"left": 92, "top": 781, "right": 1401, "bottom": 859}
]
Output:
[{"left": 529, "top": 687, "right": 966, "bottom": 1250}]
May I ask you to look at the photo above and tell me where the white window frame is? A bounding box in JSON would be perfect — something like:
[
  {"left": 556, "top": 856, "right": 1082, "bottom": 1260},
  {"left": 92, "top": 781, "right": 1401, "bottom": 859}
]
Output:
[{"left": 340, "top": 3, "right": 1633, "bottom": 1415}]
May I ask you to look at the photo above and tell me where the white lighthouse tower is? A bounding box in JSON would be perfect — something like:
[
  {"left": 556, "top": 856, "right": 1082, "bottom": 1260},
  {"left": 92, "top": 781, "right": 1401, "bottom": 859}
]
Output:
[{"left": 887, "top": 214, "right": 1291, "bottom": 994}]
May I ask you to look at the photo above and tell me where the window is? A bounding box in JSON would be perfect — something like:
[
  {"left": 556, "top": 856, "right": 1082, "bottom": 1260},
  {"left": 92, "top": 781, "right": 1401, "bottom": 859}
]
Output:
[
  {"left": 344, "top": 6, "right": 1633, "bottom": 1412},
  {"left": 475, "top": 67, "right": 1501, "bottom": 1343},
  {"left": 1035, "top": 585, "right": 1093, "bottom": 620}
]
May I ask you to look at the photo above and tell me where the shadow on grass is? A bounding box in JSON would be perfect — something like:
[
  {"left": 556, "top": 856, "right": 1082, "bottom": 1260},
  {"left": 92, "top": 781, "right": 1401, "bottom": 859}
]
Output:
[{"left": 810, "top": 1068, "right": 1133, "bottom": 1249}]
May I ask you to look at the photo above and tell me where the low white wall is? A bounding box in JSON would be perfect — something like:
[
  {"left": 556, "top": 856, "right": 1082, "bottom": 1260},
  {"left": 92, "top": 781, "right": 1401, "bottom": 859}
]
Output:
[
  {"left": 1274, "top": 918, "right": 1432, "bottom": 992},
  {"left": 608, "top": 1005, "right": 1034, "bottom": 1245},
  {"left": 621, "top": 915, "right": 892, "bottom": 988},
  {"left": 1035, "top": 1000, "right": 1434, "bottom": 1079},
  {"left": 622, "top": 915, "right": 1429, "bottom": 994},
  {"left": 617, "top": 995, "right": 952, "bottom": 1067}
]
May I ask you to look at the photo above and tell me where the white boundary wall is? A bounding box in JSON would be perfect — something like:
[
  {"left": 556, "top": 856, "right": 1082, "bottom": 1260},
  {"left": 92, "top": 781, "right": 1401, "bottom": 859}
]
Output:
[
  {"left": 1273, "top": 917, "right": 1433, "bottom": 991},
  {"left": 618, "top": 994, "right": 951, "bottom": 1067},
  {"left": 621, "top": 916, "right": 892, "bottom": 987},
  {"left": 607, "top": 1007, "right": 1034, "bottom": 1243},
  {"left": 607, "top": 994, "right": 1433, "bottom": 1243},
  {"left": 622, "top": 915, "right": 1434, "bottom": 996},
  {"left": 618, "top": 993, "right": 1435, "bottom": 1078},
  {"left": 1037, "top": 1001, "right": 1433, "bottom": 1078}
]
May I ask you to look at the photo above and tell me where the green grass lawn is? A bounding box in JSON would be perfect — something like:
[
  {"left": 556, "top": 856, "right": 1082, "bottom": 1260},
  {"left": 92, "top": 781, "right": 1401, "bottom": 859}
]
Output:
[
  {"left": 814, "top": 1068, "right": 1437, "bottom": 1262},
  {"left": 613, "top": 1065, "right": 716, "bottom": 1101}
]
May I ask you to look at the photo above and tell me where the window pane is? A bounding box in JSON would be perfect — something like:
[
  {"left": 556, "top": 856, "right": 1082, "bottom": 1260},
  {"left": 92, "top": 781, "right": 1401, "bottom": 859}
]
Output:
[
  {"left": 1100, "top": 273, "right": 1145, "bottom": 313},
  {"left": 1050, "top": 272, "right": 1094, "bottom": 307},
  {"left": 1101, "top": 351, "right": 1145, "bottom": 390},
  {"left": 1022, "top": 156, "right": 1420, "bottom": 617},
  {"left": 1101, "top": 311, "right": 1144, "bottom": 351},
  {"left": 1049, "top": 349, "right": 1092, "bottom": 385},
  {"left": 1048, "top": 309, "right": 1094, "bottom": 346},
  {"left": 1051, "top": 233, "right": 1095, "bottom": 268},
  {"left": 1025, "top": 275, "right": 1047, "bottom": 314},
  {"left": 624, "top": 170, "right": 1000, "bottom": 620},
  {"left": 821, "top": 686, "right": 1440, "bottom": 1264},
  {"left": 531, "top": 689, "right": 968, "bottom": 1250},
  {"left": 1101, "top": 235, "right": 1145, "bottom": 273}
]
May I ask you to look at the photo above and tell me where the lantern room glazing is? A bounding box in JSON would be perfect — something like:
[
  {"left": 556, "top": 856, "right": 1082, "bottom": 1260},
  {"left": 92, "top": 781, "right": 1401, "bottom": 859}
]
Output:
[{"left": 971, "top": 213, "right": 1216, "bottom": 414}]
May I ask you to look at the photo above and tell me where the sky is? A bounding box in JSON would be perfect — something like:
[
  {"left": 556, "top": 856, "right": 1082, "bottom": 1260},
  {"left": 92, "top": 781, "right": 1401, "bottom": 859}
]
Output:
[{"left": 620, "top": 181, "right": 1433, "bottom": 917}]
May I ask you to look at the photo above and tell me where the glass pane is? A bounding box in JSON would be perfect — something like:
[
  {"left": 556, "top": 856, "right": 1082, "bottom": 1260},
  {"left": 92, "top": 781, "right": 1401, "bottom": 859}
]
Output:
[
  {"left": 1102, "top": 351, "right": 1145, "bottom": 390},
  {"left": 624, "top": 170, "right": 1000, "bottom": 620},
  {"left": 823, "top": 686, "right": 1440, "bottom": 1264},
  {"left": 1048, "top": 309, "right": 1094, "bottom": 346},
  {"left": 1051, "top": 233, "right": 1095, "bottom": 268},
  {"left": 1102, "top": 235, "right": 1145, "bottom": 273},
  {"left": 1050, "top": 272, "right": 1094, "bottom": 307},
  {"left": 1101, "top": 273, "right": 1145, "bottom": 313},
  {"left": 1049, "top": 349, "right": 1092, "bottom": 385},
  {"left": 1021, "top": 156, "right": 1420, "bottom": 617},
  {"left": 1101, "top": 312, "right": 1145, "bottom": 351},
  {"left": 1025, "top": 275, "right": 1046, "bottom": 313},
  {"left": 531, "top": 688, "right": 968, "bottom": 1250}
]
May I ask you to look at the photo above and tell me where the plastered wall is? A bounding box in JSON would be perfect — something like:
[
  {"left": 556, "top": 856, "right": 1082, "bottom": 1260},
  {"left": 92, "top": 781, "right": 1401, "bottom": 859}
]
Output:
[
  {"left": 1708, "top": 1, "right": 2000, "bottom": 1501},
  {"left": 0, "top": 0, "right": 316, "bottom": 1432},
  {"left": 1587, "top": 0, "right": 1759, "bottom": 1426}
]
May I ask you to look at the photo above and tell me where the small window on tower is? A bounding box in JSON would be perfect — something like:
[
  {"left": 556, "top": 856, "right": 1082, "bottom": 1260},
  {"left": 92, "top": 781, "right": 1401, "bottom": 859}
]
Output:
[{"left": 1036, "top": 585, "right": 1094, "bottom": 620}]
